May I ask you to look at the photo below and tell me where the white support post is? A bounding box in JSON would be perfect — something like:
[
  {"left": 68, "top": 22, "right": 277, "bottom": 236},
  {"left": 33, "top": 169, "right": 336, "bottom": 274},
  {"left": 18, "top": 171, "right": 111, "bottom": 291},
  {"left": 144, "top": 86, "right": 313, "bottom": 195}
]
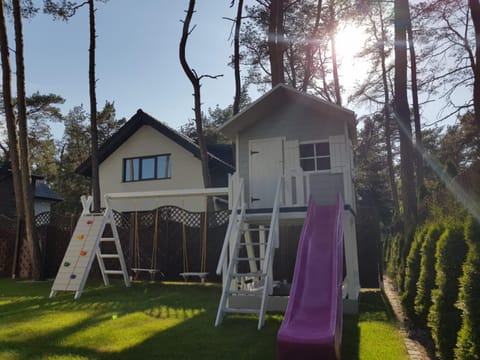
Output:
[{"left": 343, "top": 211, "right": 360, "bottom": 300}]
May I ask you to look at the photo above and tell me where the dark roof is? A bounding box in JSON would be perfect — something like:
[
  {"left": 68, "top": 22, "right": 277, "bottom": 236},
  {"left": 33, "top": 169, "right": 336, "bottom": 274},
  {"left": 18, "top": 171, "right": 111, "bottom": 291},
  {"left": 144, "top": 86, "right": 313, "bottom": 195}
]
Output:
[
  {"left": 206, "top": 143, "right": 234, "bottom": 167},
  {"left": 220, "top": 84, "right": 356, "bottom": 139},
  {"left": 0, "top": 165, "right": 44, "bottom": 181},
  {"left": 76, "top": 109, "right": 235, "bottom": 176},
  {"left": 0, "top": 166, "right": 62, "bottom": 202},
  {"left": 35, "top": 181, "right": 63, "bottom": 202}
]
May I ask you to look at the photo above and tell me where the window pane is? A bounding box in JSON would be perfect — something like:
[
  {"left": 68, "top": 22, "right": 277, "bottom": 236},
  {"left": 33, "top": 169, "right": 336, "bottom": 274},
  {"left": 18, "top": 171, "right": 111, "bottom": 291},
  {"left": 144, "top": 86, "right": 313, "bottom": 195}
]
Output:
[
  {"left": 317, "top": 157, "right": 331, "bottom": 170},
  {"left": 157, "top": 155, "right": 171, "bottom": 179},
  {"left": 124, "top": 159, "right": 131, "bottom": 181},
  {"left": 300, "top": 143, "right": 314, "bottom": 158},
  {"left": 125, "top": 158, "right": 140, "bottom": 181},
  {"left": 315, "top": 142, "right": 329, "bottom": 156},
  {"left": 300, "top": 158, "right": 315, "bottom": 171},
  {"left": 141, "top": 157, "right": 155, "bottom": 179},
  {"left": 133, "top": 159, "right": 139, "bottom": 180}
]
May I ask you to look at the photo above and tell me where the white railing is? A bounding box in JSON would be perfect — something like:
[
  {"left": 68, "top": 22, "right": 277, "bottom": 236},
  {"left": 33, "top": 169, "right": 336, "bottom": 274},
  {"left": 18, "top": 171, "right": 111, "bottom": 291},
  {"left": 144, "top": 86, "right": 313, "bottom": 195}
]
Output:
[
  {"left": 216, "top": 178, "right": 245, "bottom": 276},
  {"left": 262, "top": 176, "right": 283, "bottom": 272}
]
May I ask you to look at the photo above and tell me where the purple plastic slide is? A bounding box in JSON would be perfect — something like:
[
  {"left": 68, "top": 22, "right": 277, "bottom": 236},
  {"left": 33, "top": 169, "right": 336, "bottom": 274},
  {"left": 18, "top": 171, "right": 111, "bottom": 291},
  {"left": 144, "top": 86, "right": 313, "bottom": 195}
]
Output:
[{"left": 277, "top": 195, "right": 344, "bottom": 360}]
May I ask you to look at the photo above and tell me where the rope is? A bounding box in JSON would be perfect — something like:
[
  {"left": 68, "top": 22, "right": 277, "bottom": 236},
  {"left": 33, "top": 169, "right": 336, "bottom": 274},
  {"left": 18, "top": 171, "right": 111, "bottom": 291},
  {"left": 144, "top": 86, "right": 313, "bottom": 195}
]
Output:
[
  {"left": 150, "top": 208, "right": 159, "bottom": 280},
  {"left": 200, "top": 201, "right": 208, "bottom": 273},
  {"left": 182, "top": 221, "right": 188, "bottom": 274},
  {"left": 134, "top": 211, "right": 140, "bottom": 277}
]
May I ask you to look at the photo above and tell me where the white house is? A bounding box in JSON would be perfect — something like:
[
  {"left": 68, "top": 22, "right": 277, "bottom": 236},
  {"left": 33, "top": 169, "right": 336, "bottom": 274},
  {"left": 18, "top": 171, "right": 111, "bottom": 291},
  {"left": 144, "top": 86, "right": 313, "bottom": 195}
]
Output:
[{"left": 76, "top": 109, "right": 234, "bottom": 212}]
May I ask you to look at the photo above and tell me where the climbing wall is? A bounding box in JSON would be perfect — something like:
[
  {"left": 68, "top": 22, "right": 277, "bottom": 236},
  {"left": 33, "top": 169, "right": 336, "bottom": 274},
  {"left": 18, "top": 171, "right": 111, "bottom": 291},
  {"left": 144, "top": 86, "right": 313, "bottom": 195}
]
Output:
[{"left": 51, "top": 214, "right": 105, "bottom": 292}]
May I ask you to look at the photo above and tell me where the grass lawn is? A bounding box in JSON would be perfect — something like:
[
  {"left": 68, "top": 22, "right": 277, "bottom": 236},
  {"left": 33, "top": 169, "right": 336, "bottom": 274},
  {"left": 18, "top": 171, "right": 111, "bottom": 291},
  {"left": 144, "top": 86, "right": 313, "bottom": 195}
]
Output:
[{"left": 0, "top": 279, "right": 408, "bottom": 360}]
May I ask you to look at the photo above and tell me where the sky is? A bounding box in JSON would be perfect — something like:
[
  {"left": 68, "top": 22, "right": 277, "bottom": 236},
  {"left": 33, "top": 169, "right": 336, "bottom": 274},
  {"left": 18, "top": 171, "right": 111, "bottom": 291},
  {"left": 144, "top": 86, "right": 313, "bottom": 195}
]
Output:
[
  {"left": 18, "top": 0, "right": 250, "bottom": 137},
  {"left": 7, "top": 0, "right": 467, "bottom": 140}
]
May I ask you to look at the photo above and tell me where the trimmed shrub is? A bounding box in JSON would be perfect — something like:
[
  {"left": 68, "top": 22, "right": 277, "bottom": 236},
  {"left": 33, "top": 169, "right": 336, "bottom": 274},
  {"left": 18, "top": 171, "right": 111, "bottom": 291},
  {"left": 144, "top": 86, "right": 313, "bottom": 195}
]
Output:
[
  {"left": 397, "top": 227, "right": 415, "bottom": 293},
  {"left": 428, "top": 222, "right": 468, "bottom": 360},
  {"left": 455, "top": 216, "right": 480, "bottom": 359},
  {"left": 401, "top": 225, "right": 428, "bottom": 323},
  {"left": 385, "top": 233, "right": 403, "bottom": 289},
  {"left": 415, "top": 223, "right": 445, "bottom": 327}
]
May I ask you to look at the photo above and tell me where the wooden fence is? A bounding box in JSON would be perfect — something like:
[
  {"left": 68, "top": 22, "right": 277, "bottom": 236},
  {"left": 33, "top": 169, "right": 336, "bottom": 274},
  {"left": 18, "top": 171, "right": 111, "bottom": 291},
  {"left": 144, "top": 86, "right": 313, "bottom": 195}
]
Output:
[{"left": 0, "top": 207, "right": 302, "bottom": 283}]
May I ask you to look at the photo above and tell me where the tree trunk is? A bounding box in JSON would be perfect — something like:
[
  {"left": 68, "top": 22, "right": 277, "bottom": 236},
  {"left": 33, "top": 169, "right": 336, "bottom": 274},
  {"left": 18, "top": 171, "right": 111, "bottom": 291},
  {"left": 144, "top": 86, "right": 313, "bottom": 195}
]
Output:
[
  {"left": 0, "top": 0, "right": 25, "bottom": 279},
  {"left": 406, "top": 9, "right": 425, "bottom": 200},
  {"left": 232, "top": 0, "right": 243, "bottom": 115},
  {"left": 330, "top": 35, "right": 341, "bottom": 106},
  {"left": 377, "top": 8, "right": 400, "bottom": 215},
  {"left": 469, "top": 0, "right": 480, "bottom": 128},
  {"left": 12, "top": 0, "right": 43, "bottom": 280},
  {"left": 268, "top": 0, "right": 285, "bottom": 87},
  {"left": 89, "top": 0, "right": 101, "bottom": 212},
  {"left": 179, "top": 0, "right": 211, "bottom": 190},
  {"left": 328, "top": 2, "right": 341, "bottom": 106},
  {"left": 394, "top": 0, "right": 417, "bottom": 229},
  {"left": 301, "top": 0, "right": 322, "bottom": 92}
]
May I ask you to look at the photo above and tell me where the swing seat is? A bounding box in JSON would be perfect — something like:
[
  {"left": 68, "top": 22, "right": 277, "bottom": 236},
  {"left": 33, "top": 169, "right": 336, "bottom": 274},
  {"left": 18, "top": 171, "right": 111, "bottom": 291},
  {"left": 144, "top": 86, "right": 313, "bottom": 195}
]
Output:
[
  {"left": 131, "top": 268, "right": 163, "bottom": 281},
  {"left": 179, "top": 272, "right": 209, "bottom": 283}
]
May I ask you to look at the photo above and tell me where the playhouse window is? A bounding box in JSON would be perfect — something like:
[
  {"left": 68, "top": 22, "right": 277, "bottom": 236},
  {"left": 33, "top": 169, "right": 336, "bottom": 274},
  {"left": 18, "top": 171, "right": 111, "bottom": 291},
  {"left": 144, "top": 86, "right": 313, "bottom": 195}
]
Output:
[
  {"left": 299, "top": 141, "right": 330, "bottom": 171},
  {"left": 123, "top": 154, "right": 171, "bottom": 182}
]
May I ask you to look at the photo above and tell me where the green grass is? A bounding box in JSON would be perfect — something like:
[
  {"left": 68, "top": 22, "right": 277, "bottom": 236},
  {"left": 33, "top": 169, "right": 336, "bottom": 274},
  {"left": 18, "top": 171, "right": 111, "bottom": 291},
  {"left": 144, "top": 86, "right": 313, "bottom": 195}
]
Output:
[{"left": 0, "top": 279, "right": 408, "bottom": 359}]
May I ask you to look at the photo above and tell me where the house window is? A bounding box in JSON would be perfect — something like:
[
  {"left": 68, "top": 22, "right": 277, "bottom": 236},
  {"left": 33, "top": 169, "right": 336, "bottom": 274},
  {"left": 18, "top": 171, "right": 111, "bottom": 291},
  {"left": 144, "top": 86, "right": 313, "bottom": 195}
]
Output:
[
  {"left": 299, "top": 141, "right": 330, "bottom": 171},
  {"left": 123, "top": 154, "right": 171, "bottom": 182}
]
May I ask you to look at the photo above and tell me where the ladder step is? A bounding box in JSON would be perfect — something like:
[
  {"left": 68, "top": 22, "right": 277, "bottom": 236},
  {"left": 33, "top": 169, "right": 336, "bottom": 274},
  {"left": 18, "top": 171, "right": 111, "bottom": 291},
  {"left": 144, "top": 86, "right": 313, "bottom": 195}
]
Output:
[
  {"left": 234, "top": 257, "right": 264, "bottom": 261},
  {"left": 100, "top": 237, "right": 116, "bottom": 242},
  {"left": 242, "top": 227, "right": 270, "bottom": 232},
  {"left": 232, "top": 272, "right": 265, "bottom": 277},
  {"left": 228, "top": 288, "right": 263, "bottom": 295},
  {"left": 224, "top": 308, "right": 260, "bottom": 315},
  {"left": 99, "top": 254, "right": 120, "bottom": 259},
  {"left": 104, "top": 270, "right": 124, "bottom": 275},
  {"left": 239, "top": 242, "right": 267, "bottom": 246}
]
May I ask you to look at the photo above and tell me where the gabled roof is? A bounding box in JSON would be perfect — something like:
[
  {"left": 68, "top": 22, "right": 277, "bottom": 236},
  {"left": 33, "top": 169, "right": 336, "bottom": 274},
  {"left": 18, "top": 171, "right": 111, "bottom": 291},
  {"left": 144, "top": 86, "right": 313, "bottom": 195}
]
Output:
[
  {"left": 220, "top": 84, "right": 355, "bottom": 139},
  {"left": 0, "top": 166, "right": 62, "bottom": 202},
  {"left": 35, "top": 181, "right": 63, "bottom": 202},
  {"left": 76, "top": 109, "right": 235, "bottom": 176}
]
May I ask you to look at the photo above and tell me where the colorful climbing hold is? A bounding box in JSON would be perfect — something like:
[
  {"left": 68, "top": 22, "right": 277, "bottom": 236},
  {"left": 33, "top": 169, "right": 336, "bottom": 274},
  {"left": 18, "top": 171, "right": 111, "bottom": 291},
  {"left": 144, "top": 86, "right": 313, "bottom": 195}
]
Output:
[
  {"left": 64, "top": 261, "right": 70, "bottom": 267},
  {"left": 80, "top": 250, "right": 87, "bottom": 256},
  {"left": 70, "top": 274, "right": 76, "bottom": 279},
  {"left": 77, "top": 234, "right": 84, "bottom": 240},
  {"left": 87, "top": 220, "right": 93, "bottom": 225}
]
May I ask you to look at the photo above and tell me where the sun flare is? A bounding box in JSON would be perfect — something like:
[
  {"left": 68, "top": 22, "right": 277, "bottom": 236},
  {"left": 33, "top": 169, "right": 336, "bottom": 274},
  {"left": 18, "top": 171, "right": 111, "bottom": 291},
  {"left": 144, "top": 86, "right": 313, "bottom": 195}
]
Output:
[{"left": 334, "top": 23, "right": 370, "bottom": 87}]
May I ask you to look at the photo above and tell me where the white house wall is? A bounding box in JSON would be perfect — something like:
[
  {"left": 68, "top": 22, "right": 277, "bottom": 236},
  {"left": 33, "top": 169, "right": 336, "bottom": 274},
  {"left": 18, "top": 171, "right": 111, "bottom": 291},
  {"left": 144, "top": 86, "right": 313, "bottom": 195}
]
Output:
[{"left": 99, "top": 125, "right": 206, "bottom": 212}]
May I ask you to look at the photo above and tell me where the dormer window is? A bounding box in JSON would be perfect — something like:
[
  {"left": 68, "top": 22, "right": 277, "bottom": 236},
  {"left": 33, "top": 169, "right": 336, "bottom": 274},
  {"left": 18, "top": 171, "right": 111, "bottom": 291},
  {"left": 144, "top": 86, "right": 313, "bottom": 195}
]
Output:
[
  {"left": 123, "top": 154, "right": 171, "bottom": 182},
  {"left": 299, "top": 141, "right": 330, "bottom": 171}
]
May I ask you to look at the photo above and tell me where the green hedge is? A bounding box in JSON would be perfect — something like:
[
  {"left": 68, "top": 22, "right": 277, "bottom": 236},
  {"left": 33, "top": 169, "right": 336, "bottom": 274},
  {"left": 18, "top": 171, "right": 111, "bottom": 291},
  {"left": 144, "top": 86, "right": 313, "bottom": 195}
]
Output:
[
  {"left": 414, "top": 223, "right": 445, "bottom": 327},
  {"left": 428, "top": 222, "right": 468, "bottom": 360},
  {"left": 455, "top": 216, "right": 480, "bottom": 359},
  {"left": 401, "top": 226, "right": 428, "bottom": 323},
  {"left": 385, "top": 233, "right": 404, "bottom": 290}
]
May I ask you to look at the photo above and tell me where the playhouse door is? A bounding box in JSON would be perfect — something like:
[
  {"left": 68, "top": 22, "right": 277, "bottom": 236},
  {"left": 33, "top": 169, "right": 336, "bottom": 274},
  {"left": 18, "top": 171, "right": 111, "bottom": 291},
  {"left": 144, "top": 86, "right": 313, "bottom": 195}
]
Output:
[{"left": 249, "top": 138, "right": 284, "bottom": 208}]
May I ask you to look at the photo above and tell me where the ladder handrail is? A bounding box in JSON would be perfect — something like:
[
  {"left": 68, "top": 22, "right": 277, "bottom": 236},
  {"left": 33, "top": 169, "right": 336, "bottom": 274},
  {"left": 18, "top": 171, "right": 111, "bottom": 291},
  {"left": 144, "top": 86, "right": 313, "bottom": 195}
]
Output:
[
  {"left": 216, "top": 178, "right": 245, "bottom": 275},
  {"left": 262, "top": 176, "right": 283, "bottom": 273}
]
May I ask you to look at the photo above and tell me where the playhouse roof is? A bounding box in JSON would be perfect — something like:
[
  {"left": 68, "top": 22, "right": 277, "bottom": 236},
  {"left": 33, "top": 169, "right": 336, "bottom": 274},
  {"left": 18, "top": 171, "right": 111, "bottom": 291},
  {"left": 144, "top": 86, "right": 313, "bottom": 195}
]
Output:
[
  {"left": 76, "top": 109, "right": 235, "bottom": 177},
  {"left": 220, "top": 84, "right": 355, "bottom": 139}
]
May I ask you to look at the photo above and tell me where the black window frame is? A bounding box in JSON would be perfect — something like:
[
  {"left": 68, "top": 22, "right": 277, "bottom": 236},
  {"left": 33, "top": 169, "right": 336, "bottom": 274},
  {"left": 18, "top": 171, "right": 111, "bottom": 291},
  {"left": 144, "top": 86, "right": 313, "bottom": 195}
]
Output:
[
  {"left": 299, "top": 141, "right": 331, "bottom": 172},
  {"left": 123, "top": 154, "right": 172, "bottom": 182}
]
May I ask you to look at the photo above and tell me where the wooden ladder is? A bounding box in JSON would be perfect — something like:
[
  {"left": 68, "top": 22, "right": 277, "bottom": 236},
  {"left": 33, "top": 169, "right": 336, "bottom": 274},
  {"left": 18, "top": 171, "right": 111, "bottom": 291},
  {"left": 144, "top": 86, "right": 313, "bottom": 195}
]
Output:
[
  {"left": 50, "top": 196, "right": 130, "bottom": 299},
  {"left": 215, "top": 222, "right": 273, "bottom": 330}
]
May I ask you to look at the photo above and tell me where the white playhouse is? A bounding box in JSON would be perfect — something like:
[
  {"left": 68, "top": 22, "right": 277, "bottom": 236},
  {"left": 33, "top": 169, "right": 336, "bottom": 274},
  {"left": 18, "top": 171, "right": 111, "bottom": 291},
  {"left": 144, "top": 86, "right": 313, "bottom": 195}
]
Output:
[
  {"left": 50, "top": 84, "right": 360, "bottom": 331},
  {"left": 214, "top": 84, "right": 360, "bottom": 329}
]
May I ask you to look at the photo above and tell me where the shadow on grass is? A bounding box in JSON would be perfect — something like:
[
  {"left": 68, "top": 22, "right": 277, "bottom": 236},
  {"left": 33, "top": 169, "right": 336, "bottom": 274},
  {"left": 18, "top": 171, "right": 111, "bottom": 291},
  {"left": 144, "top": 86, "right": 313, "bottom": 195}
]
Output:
[
  {"left": 0, "top": 279, "right": 282, "bottom": 360},
  {"left": 0, "top": 280, "right": 401, "bottom": 360}
]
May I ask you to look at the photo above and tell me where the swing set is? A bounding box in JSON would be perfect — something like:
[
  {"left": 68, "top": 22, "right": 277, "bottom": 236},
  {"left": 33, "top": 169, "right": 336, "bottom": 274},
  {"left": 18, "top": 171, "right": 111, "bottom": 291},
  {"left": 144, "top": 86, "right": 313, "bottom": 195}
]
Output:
[{"left": 104, "top": 187, "right": 229, "bottom": 282}]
